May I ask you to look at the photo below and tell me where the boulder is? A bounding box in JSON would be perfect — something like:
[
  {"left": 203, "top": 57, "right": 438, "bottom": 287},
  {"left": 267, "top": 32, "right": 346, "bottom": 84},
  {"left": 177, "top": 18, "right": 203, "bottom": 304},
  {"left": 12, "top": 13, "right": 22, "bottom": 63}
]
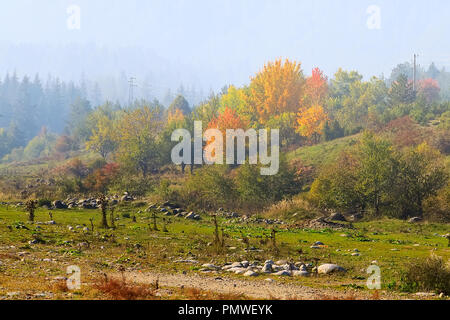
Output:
[
  {"left": 52, "top": 200, "right": 67, "bottom": 209},
  {"left": 317, "top": 264, "right": 346, "bottom": 274},
  {"left": 201, "top": 263, "right": 220, "bottom": 270},
  {"left": 329, "top": 212, "right": 346, "bottom": 222},
  {"left": 292, "top": 270, "right": 309, "bottom": 277},
  {"left": 262, "top": 263, "right": 273, "bottom": 273},
  {"left": 273, "top": 270, "right": 291, "bottom": 276},
  {"left": 408, "top": 217, "right": 423, "bottom": 223},
  {"left": 244, "top": 270, "right": 258, "bottom": 277},
  {"left": 350, "top": 213, "right": 363, "bottom": 221},
  {"left": 121, "top": 195, "right": 133, "bottom": 202}
]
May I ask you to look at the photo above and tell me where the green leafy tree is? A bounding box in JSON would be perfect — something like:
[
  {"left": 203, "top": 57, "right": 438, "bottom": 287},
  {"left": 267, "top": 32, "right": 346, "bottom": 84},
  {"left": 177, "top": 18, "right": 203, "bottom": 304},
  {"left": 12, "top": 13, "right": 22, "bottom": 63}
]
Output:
[
  {"left": 355, "top": 132, "right": 398, "bottom": 216},
  {"left": 394, "top": 143, "right": 447, "bottom": 218},
  {"left": 114, "top": 105, "right": 165, "bottom": 177}
]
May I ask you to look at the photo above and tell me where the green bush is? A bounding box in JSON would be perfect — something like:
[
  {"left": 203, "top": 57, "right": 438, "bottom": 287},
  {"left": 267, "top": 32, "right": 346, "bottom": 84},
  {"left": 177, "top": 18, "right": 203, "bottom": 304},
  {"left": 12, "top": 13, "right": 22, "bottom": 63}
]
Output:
[
  {"left": 37, "top": 199, "right": 52, "bottom": 207},
  {"left": 181, "top": 165, "right": 237, "bottom": 210},
  {"left": 234, "top": 157, "right": 299, "bottom": 209},
  {"left": 401, "top": 255, "right": 450, "bottom": 295}
]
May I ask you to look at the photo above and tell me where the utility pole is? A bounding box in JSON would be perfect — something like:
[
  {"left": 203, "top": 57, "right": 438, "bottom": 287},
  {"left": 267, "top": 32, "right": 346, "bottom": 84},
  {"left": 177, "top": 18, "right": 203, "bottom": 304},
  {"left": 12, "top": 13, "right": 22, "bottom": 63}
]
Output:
[
  {"left": 128, "top": 77, "right": 137, "bottom": 106},
  {"left": 413, "top": 54, "right": 418, "bottom": 91}
]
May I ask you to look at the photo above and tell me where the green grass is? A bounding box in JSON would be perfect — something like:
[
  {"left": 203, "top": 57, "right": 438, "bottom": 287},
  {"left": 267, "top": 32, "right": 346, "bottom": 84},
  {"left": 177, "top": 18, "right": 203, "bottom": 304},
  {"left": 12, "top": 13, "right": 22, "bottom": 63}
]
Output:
[
  {"left": 0, "top": 202, "right": 448, "bottom": 299},
  {"left": 287, "top": 134, "right": 360, "bottom": 168},
  {"left": 0, "top": 150, "right": 101, "bottom": 177}
]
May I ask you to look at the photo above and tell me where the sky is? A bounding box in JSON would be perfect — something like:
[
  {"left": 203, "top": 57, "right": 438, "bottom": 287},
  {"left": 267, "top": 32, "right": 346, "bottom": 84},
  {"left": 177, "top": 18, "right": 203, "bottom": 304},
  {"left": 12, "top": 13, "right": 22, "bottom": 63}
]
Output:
[{"left": 0, "top": 0, "right": 449, "bottom": 93}]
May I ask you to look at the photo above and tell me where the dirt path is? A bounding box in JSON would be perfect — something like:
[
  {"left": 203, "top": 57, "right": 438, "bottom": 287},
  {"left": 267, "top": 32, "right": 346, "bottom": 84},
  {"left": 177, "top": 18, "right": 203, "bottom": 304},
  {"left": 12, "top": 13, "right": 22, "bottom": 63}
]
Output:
[{"left": 121, "top": 271, "right": 382, "bottom": 300}]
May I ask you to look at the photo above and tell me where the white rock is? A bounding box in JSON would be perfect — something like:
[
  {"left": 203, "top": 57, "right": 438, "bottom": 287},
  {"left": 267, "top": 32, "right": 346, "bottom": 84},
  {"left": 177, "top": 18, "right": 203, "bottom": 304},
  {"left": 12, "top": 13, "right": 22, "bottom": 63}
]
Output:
[
  {"left": 233, "top": 268, "right": 247, "bottom": 275},
  {"left": 317, "top": 264, "right": 346, "bottom": 274},
  {"left": 292, "top": 270, "right": 310, "bottom": 277},
  {"left": 201, "top": 263, "right": 219, "bottom": 270},
  {"left": 273, "top": 270, "right": 291, "bottom": 276},
  {"left": 241, "top": 261, "right": 249, "bottom": 268},
  {"left": 244, "top": 270, "right": 258, "bottom": 277}
]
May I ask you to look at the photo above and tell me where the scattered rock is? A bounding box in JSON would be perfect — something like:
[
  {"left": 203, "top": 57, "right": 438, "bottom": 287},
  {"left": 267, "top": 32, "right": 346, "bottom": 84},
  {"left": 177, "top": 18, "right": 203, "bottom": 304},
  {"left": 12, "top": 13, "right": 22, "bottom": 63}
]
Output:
[
  {"left": 329, "top": 212, "right": 346, "bottom": 222},
  {"left": 174, "top": 259, "right": 199, "bottom": 264},
  {"left": 52, "top": 200, "right": 68, "bottom": 209},
  {"left": 415, "top": 292, "right": 436, "bottom": 297},
  {"left": 262, "top": 263, "right": 273, "bottom": 273},
  {"left": 317, "top": 264, "right": 346, "bottom": 274},
  {"left": 201, "top": 263, "right": 220, "bottom": 270},
  {"left": 292, "top": 270, "right": 309, "bottom": 277},
  {"left": 273, "top": 270, "right": 291, "bottom": 276},
  {"left": 244, "top": 270, "right": 258, "bottom": 277}
]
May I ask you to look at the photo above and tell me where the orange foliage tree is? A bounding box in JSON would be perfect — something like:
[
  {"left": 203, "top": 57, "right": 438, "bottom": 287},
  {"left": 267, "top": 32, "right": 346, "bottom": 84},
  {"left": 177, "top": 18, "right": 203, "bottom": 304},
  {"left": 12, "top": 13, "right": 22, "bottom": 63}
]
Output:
[
  {"left": 302, "top": 67, "right": 329, "bottom": 107},
  {"left": 205, "top": 107, "right": 248, "bottom": 162},
  {"left": 418, "top": 78, "right": 440, "bottom": 104},
  {"left": 248, "top": 58, "right": 305, "bottom": 124},
  {"left": 207, "top": 106, "right": 249, "bottom": 134},
  {"left": 84, "top": 163, "right": 120, "bottom": 193}
]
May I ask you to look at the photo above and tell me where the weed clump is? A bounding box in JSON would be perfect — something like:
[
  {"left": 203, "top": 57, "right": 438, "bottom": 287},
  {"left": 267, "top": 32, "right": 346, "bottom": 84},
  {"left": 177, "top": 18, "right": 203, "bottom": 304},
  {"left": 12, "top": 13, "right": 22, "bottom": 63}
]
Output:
[{"left": 401, "top": 255, "right": 450, "bottom": 295}]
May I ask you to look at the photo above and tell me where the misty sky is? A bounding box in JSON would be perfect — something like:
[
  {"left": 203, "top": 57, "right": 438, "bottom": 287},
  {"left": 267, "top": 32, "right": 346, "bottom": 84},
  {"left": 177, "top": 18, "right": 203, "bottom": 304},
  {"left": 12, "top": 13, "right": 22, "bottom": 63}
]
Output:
[{"left": 0, "top": 0, "right": 449, "bottom": 93}]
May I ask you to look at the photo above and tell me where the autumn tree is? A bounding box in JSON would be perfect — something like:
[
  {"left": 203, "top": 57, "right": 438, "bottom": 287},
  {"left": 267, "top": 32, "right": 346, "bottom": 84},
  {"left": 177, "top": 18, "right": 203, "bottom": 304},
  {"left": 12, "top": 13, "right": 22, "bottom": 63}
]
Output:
[
  {"left": 207, "top": 106, "right": 248, "bottom": 135},
  {"left": 86, "top": 113, "right": 117, "bottom": 159},
  {"left": 418, "top": 78, "right": 440, "bottom": 104},
  {"left": 167, "top": 95, "right": 191, "bottom": 117},
  {"left": 219, "top": 85, "right": 254, "bottom": 124},
  {"left": 205, "top": 107, "right": 249, "bottom": 164},
  {"left": 302, "top": 67, "right": 328, "bottom": 107},
  {"left": 248, "top": 58, "right": 305, "bottom": 124},
  {"left": 296, "top": 105, "right": 328, "bottom": 143}
]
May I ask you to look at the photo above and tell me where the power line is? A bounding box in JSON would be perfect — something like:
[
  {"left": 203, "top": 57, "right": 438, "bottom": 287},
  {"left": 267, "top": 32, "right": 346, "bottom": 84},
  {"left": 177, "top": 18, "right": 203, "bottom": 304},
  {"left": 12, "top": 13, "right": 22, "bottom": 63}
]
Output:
[{"left": 128, "top": 77, "right": 137, "bottom": 105}]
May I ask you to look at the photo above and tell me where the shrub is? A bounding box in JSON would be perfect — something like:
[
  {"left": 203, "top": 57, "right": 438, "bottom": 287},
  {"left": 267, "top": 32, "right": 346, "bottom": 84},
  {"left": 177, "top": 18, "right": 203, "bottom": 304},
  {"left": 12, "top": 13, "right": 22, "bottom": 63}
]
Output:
[
  {"left": 181, "top": 165, "right": 237, "bottom": 210},
  {"left": 234, "top": 157, "right": 299, "bottom": 209},
  {"left": 401, "top": 255, "right": 450, "bottom": 295},
  {"left": 37, "top": 198, "right": 52, "bottom": 207},
  {"left": 263, "top": 196, "right": 319, "bottom": 220},
  {"left": 93, "top": 276, "right": 156, "bottom": 300}
]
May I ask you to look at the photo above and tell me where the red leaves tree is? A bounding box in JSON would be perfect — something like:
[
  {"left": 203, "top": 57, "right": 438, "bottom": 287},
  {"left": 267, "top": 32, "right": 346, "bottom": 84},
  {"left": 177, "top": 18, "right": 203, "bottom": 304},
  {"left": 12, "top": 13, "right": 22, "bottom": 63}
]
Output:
[
  {"left": 418, "top": 78, "right": 440, "bottom": 104},
  {"left": 302, "top": 67, "right": 329, "bottom": 107}
]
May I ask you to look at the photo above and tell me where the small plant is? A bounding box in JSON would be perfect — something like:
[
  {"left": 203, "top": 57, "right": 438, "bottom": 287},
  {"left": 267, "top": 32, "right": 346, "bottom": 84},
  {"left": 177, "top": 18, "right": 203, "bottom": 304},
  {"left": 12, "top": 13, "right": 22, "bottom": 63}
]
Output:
[
  {"left": 98, "top": 194, "right": 109, "bottom": 228},
  {"left": 37, "top": 199, "right": 52, "bottom": 207},
  {"left": 152, "top": 212, "right": 158, "bottom": 231},
  {"left": 89, "top": 218, "right": 95, "bottom": 233},
  {"left": 25, "top": 200, "right": 38, "bottom": 222},
  {"left": 162, "top": 218, "right": 168, "bottom": 233},
  {"left": 93, "top": 275, "right": 156, "bottom": 300},
  {"left": 48, "top": 212, "right": 53, "bottom": 221},
  {"left": 401, "top": 254, "right": 450, "bottom": 295},
  {"left": 110, "top": 207, "right": 116, "bottom": 229},
  {"left": 270, "top": 228, "right": 279, "bottom": 254}
]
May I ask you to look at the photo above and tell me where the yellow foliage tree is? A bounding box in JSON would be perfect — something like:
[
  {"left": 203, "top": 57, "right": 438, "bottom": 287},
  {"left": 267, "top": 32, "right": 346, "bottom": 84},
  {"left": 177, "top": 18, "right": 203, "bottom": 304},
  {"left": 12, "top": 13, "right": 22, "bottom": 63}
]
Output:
[
  {"left": 248, "top": 58, "right": 305, "bottom": 124},
  {"left": 86, "top": 113, "right": 117, "bottom": 159},
  {"left": 168, "top": 108, "right": 185, "bottom": 125},
  {"left": 296, "top": 105, "right": 329, "bottom": 143}
]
